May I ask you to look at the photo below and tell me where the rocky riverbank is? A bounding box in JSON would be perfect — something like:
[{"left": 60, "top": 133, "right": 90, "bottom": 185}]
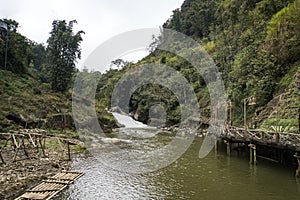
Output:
[{"left": 0, "top": 148, "right": 81, "bottom": 199}]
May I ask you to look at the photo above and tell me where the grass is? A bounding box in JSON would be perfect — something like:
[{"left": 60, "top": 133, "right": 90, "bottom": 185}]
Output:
[
  {"left": 44, "top": 137, "right": 86, "bottom": 156},
  {"left": 0, "top": 69, "right": 118, "bottom": 135},
  {"left": 0, "top": 70, "right": 71, "bottom": 131},
  {"left": 277, "top": 62, "right": 299, "bottom": 93},
  {"left": 261, "top": 118, "right": 298, "bottom": 133}
]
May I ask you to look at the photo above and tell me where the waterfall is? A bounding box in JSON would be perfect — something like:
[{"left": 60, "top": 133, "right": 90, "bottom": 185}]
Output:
[{"left": 111, "top": 112, "right": 149, "bottom": 128}]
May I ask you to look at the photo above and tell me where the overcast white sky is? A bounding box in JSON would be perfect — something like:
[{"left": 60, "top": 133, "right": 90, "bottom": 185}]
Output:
[{"left": 1, "top": 0, "right": 184, "bottom": 69}]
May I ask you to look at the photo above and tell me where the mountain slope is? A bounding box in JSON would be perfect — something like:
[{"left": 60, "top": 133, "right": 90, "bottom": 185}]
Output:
[
  {"left": 96, "top": 0, "right": 299, "bottom": 132},
  {"left": 0, "top": 70, "right": 117, "bottom": 132}
]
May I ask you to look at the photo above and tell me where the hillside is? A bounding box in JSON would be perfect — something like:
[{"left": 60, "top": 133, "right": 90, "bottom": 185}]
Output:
[
  {"left": 255, "top": 62, "right": 299, "bottom": 132},
  {"left": 0, "top": 0, "right": 299, "bottom": 133},
  {"left": 0, "top": 70, "right": 117, "bottom": 133},
  {"left": 96, "top": 0, "right": 299, "bottom": 132}
]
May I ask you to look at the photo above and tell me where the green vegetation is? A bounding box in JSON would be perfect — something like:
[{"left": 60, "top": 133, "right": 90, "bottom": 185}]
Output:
[
  {"left": 0, "top": 0, "right": 299, "bottom": 133},
  {"left": 0, "top": 19, "right": 117, "bottom": 133},
  {"left": 95, "top": 0, "right": 299, "bottom": 131},
  {"left": 0, "top": 68, "right": 117, "bottom": 132},
  {"left": 47, "top": 20, "right": 84, "bottom": 92},
  {"left": 0, "top": 19, "right": 32, "bottom": 74}
]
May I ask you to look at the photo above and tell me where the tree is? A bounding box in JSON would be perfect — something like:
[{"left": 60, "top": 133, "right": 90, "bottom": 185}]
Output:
[
  {"left": 31, "top": 43, "right": 46, "bottom": 72},
  {"left": 110, "top": 59, "right": 131, "bottom": 69},
  {"left": 0, "top": 19, "right": 31, "bottom": 74},
  {"left": 46, "top": 20, "right": 84, "bottom": 92}
]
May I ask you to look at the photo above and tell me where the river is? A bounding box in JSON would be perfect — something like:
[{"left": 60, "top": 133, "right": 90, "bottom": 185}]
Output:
[{"left": 58, "top": 114, "right": 300, "bottom": 200}]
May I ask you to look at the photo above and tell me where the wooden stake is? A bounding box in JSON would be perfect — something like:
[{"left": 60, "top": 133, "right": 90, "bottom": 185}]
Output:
[
  {"left": 253, "top": 145, "right": 257, "bottom": 165},
  {"left": 224, "top": 140, "right": 230, "bottom": 157},
  {"left": 294, "top": 153, "right": 300, "bottom": 178},
  {"left": 39, "top": 138, "right": 45, "bottom": 157},
  {"left": 13, "top": 147, "right": 19, "bottom": 162},
  {"left": 249, "top": 145, "right": 253, "bottom": 164},
  {"left": 67, "top": 141, "right": 71, "bottom": 161},
  {"left": 298, "top": 112, "right": 300, "bottom": 134},
  {"left": 296, "top": 159, "right": 300, "bottom": 178},
  {"left": 22, "top": 139, "right": 29, "bottom": 158},
  {"left": 227, "top": 142, "right": 230, "bottom": 157},
  {"left": 248, "top": 144, "right": 257, "bottom": 165},
  {"left": 0, "top": 150, "right": 5, "bottom": 164},
  {"left": 229, "top": 100, "right": 233, "bottom": 126}
]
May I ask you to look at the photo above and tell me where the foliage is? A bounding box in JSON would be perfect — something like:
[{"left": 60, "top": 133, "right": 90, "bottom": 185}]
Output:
[
  {"left": 265, "top": 0, "right": 300, "bottom": 65},
  {"left": 1, "top": 0, "right": 299, "bottom": 130},
  {"left": 103, "top": 0, "right": 300, "bottom": 127},
  {"left": 31, "top": 43, "right": 47, "bottom": 71},
  {"left": 0, "top": 19, "right": 32, "bottom": 74},
  {"left": 110, "top": 59, "right": 132, "bottom": 69},
  {"left": 46, "top": 20, "right": 84, "bottom": 92}
]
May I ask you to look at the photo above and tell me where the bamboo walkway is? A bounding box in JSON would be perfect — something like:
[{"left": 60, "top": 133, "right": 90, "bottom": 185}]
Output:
[
  {"left": 218, "top": 125, "right": 300, "bottom": 174},
  {"left": 221, "top": 125, "right": 300, "bottom": 151},
  {"left": 15, "top": 171, "right": 84, "bottom": 200}
]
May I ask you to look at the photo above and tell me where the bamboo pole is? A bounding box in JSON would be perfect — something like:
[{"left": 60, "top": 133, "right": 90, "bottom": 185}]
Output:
[
  {"left": 224, "top": 140, "right": 230, "bottom": 157},
  {"left": 215, "top": 141, "right": 218, "bottom": 154},
  {"left": 244, "top": 99, "right": 247, "bottom": 131},
  {"left": 253, "top": 145, "right": 257, "bottom": 165},
  {"left": 227, "top": 142, "right": 230, "bottom": 157},
  {"left": 22, "top": 138, "right": 29, "bottom": 158},
  {"left": 248, "top": 144, "right": 257, "bottom": 165},
  {"left": 294, "top": 153, "right": 300, "bottom": 177},
  {"left": 249, "top": 145, "right": 253, "bottom": 164},
  {"left": 0, "top": 150, "right": 5, "bottom": 164},
  {"left": 67, "top": 141, "right": 71, "bottom": 161},
  {"left": 229, "top": 100, "right": 233, "bottom": 126}
]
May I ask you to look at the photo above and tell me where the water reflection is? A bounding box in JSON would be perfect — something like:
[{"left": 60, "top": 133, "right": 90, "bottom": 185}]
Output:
[{"left": 59, "top": 136, "right": 300, "bottom": 200}]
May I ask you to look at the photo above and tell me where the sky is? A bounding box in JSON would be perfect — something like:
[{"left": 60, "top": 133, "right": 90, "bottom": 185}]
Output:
[{"left": 0, "top": 0, "right": 184, "bottom": 69}]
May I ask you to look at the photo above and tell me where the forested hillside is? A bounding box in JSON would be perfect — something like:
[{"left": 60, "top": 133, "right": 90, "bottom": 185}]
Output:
[
  {"left": 0, "top": 0, "right": 299, "bottom": 133},
  {"left": 0, "top": 19, "right": 117, "bottom": 132},
  {"left": 97, "top": 0, "right": 300, "bottom": 132},
  {"left": 163, "top": 0, "right": 300, "bottom": 130}
]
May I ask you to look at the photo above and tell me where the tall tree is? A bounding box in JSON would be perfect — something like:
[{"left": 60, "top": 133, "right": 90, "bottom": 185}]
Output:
[
  {"left": 31, "top": 43, "right": 46, "bottom": 72},
  {"left": 46, "top": 20, "right": 84, "bottom": 92},
  {"left": 0, "top": 19, "right": 31, "bottom": 74}
]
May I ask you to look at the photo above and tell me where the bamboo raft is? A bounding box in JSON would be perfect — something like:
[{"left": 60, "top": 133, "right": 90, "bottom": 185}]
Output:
[{"left": 15, "top": 171, "right": 84, "bottom": 200}]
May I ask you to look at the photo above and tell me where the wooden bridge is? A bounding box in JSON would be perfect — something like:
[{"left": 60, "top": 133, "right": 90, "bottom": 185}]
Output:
[
  {"left": 217, "top": 125, "right": 300, "bottom": 176},
  {"left": 221, "top": 125, "right": 300, "bottom": 151}
]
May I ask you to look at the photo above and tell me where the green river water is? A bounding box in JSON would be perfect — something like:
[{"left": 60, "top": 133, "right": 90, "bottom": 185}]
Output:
[{"left": 58, "top": 127, "right": 300, "bottom": 200}]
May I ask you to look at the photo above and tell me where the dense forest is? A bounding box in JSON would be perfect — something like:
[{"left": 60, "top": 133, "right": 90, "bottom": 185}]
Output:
[
  {"left": 0, "top": 0, "right": 299, "bottom": 133},
  {"left": 96, "top": 0, "right": 300, "bottom": 132}
]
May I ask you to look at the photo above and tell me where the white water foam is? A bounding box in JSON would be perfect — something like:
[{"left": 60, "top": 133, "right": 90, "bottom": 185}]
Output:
[{"left": 111, "top": 112, "right": 149, "bottom": 128}]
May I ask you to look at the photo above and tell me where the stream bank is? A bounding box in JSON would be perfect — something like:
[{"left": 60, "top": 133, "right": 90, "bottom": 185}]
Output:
[{"left": 0, "top": 137, "right": 84, "bottom": 200}]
